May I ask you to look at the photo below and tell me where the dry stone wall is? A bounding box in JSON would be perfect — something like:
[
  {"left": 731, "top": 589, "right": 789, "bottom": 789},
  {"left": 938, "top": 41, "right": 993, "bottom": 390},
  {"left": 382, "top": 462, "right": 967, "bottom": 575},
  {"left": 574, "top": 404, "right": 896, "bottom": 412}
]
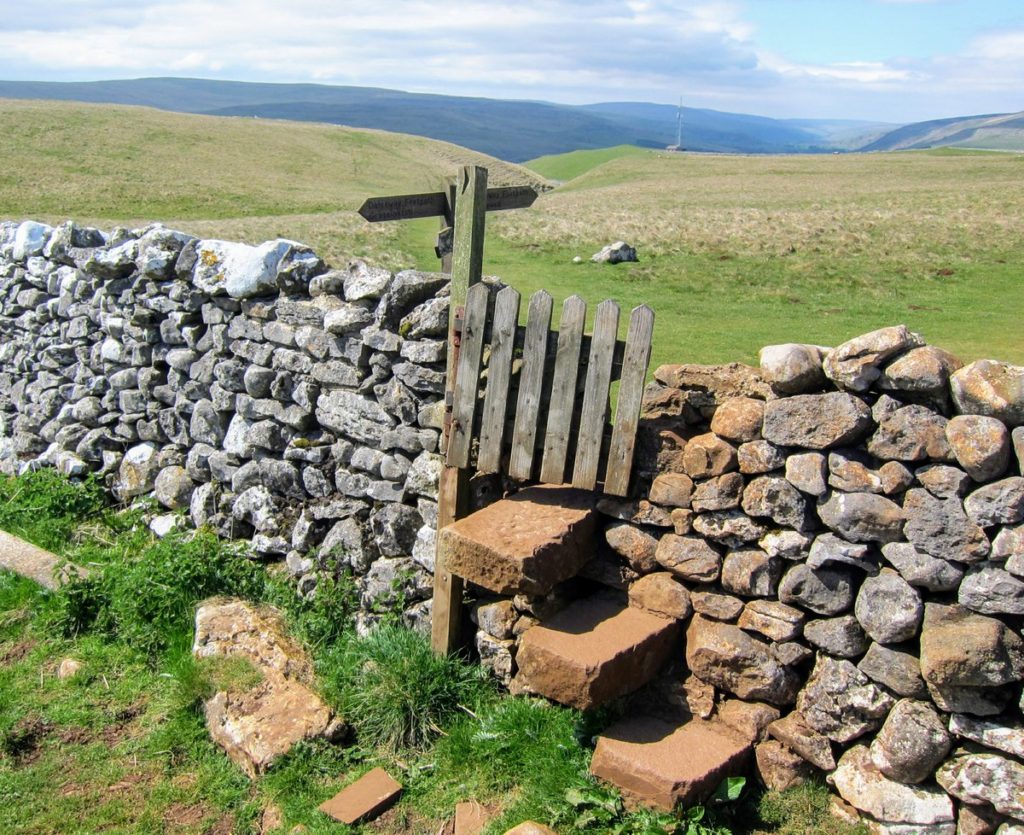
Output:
[
  {"left": 0, "top": 219, "right": 455, "bottom": 631},
  {"left": 470, "top": 325, "right": 1024, "bottom": 832},
  {"left": 5, "top": 218, "right": 1024, "bottom": 829}
]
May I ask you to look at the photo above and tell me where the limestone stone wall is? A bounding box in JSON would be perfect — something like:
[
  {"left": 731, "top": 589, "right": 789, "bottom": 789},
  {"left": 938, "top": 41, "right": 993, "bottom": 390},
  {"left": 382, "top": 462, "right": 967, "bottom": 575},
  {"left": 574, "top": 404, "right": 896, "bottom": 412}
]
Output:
[
  {"left": 0, "top": 219, "right": 452, "bottom": 631},
  {"left": 471, "top": 325, "right": 1024, "bottom": 832}
]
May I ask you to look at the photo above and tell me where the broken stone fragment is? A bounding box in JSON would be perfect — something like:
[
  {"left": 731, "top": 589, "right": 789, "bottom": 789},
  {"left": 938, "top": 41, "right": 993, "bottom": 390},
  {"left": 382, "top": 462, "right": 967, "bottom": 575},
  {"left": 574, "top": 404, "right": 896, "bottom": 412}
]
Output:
[
  {"left": 937, "top": 751, "right": 1024, "bottom": 823},
  {"left": 768, "top": 711, "right": 837, "bottom": 771},
  {"left": 855, "top": 569, "right": 923, "bottom": 645},
  {"left": 869, "top": 699, "right": 950, "bottom": 785},
  {"left": 797, "top": 656, "right": 894, "bottom": 744},
  {"left": 868, "top": 404, "right": 952, "bottom": 463},
  {"left": 756, "top": 739, "right": 816, "bottom": 791}
]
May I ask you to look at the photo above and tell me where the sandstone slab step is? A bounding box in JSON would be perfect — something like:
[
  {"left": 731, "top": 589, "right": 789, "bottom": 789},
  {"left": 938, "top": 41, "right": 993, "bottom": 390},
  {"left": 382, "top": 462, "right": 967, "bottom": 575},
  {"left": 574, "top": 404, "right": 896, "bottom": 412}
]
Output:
[
  {"left": 516, "top": 595, "right": 680, "bottom": 710},
  {"left": 438, "top": 485, "right": 598, "bottom": 595},
  {"left": 590, "top": 715, "right": 753, "bottom": 810},
  {"left": 319, "top": 767, "right": 403, "bottom": 825}
]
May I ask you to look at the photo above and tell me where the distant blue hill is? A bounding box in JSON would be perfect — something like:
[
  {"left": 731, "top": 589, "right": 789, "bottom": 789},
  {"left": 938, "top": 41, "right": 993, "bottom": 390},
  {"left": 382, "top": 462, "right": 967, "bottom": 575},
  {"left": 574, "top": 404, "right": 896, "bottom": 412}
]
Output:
[{"left": 0, "top": 76, "right": 907, "bottom": 160}]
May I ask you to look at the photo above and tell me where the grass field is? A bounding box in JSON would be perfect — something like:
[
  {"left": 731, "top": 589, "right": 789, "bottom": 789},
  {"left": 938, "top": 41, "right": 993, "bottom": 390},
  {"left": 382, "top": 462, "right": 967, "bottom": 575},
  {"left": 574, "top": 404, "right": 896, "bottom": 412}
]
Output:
[{"left": 2, "top": 98, "right": 1022, "bottom": 368}]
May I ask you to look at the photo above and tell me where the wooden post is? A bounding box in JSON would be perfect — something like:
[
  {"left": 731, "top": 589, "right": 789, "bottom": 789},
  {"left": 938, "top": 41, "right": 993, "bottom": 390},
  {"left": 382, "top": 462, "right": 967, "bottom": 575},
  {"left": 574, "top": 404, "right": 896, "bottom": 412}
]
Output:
[{"left": 431, "top": 164, "right": 488, "bottom": 655}]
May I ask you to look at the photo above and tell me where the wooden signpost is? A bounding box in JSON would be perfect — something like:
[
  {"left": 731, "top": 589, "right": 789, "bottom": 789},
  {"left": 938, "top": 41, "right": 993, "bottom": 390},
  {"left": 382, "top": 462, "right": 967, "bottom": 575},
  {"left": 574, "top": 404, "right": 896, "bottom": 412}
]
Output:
[{"left": 359, "top": 166, "right": 537, "bottom": 654}]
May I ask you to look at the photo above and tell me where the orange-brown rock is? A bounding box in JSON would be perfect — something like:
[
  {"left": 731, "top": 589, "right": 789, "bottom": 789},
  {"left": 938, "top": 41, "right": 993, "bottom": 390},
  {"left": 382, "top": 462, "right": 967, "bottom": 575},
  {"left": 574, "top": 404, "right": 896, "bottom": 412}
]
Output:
[
  {"left": 318, "top": 767, "right": 402, "bottom": 825},
  {"left": 605, "top": 522, "right": 659, "bottom": 573},
  {"left": 653, "top": 362, "right": 774, "bottom": 402},
  {"left": 516, "top": 595, "right": 679, "bottom": 710},
  {"left": 756, "top": 740, "right": 816, "bottom": 792},
  {"left": 628, "top": 572, "right": 693, "bottom": 620},
  {"left": 648, "top": 472, "right": 695, "bottom": 508},
  {"left": 590, "top": 715, "right": 752, "bottom": 810},
  {"left": 682, "top": 433, "right": 738, "bottom": 478},
  {"left": 438, "top": 486, "right": 597, "bottom": 595},
  {"left": 716, "top": 699, "right": 781, "bottom": 743},
  {"left": 946, "top": 415, "right": 1011, "bottom": 482},
  {"left": 711, "top": 397, "right": 765, "bottom": 442},
  {"left": 502, "top": 823, "right": 558, "bottom": 835}
]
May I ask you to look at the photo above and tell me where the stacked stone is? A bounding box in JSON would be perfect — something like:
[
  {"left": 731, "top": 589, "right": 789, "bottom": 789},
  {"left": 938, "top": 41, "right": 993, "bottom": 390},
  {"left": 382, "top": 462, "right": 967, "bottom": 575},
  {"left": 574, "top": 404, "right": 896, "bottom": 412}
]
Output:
[
  {"left": 0, "top": 220, "right": 446, "bottom": 631},
  {"left": 587, "top": 325, "right": 1023, "bottom": 833}
]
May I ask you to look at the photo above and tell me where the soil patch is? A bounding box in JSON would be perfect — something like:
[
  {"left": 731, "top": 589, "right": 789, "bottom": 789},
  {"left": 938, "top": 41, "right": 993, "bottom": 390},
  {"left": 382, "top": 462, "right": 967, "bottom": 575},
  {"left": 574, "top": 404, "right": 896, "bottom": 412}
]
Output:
[{"left": 0, "top": 639, "right": 36, "bottom": 665}]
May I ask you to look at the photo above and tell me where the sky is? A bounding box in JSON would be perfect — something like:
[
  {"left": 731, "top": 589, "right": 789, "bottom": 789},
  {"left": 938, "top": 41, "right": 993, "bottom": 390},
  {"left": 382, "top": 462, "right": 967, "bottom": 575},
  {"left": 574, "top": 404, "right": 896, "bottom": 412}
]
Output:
[{"left": 0, "top": 0, "right": 1021, "bottom": 122}]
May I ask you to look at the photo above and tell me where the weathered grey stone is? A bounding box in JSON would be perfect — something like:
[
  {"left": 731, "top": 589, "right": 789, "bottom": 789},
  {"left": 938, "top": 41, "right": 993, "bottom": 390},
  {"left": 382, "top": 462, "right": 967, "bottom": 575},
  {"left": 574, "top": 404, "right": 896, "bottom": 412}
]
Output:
[
  {"left": 692, "top": 472, "right": 744, "bottom": 512},
  {"left": 742, "top": 476, "right": 810, "bottom": 530},
  {"left": 192, "top": 238, "right": 296, "bottom": 298},
  {"left": 360, "top": 556, "right": 431, "bottom": 609},
  {"left": 823, "top": 326, "right": 924, "bottom": 392},
  {"left": 855, "top": 569, "right": 922, "bottom": 645},
  {"left": 319, "top": 517, "right": 374, "bottom": 573},
  {"left": 343, "top": 261, "right": 392, "bottom": 301},
  {"left": 738, "top": 440, "right": 787, "bottom": 474},
  {"left": 767, "top": 711, "right": 836, "bottom": 770},
  {"left": 919, "top": 603, "right": 1024, "bottom": 689},
  {"left": 648, "top": 472, "right": 695, "bottom": 507},
  {"left": 951, "top": 360, "right": 1024, "bottom": 428},
  {"left": 786, "top": 452, "right": 828, "bottom": 496},
  {"left": 880, "top": 541, "right": 963, "bottom": 591},
  {"left": 829, "top": 450, "right": 885, "bottom": 493},
  {"left": 903, "top": 488, "right": 990, "bottom": 563},
  {"left": 690, "top": 591, "right": 745, "bottom": 621},
  {"left": 759, "top": 343, "right": 826, "bottom": 394},
  {"left": 803, "top": 616, "right": 868, "bottom": 658},
  {"left": 958, "top": 565, "right": 1024, "bottom": 615},
  {"left": 682, "top": 433, "right": 738, "bottom": 478},
  {"left": 737, "top": 600, "right": 804, "bottom": 642},
  {"left": 153, "top": 465, "right": 195, "bottom": 509},
  {"left": 878, "top": 345, "right": 962, "bottom": 397},
  {"left": 759, "top": 529, "right": 812, "bottom": 560},
  {"left": 937, "top": 752, "right": 1024, "bottom": 823},
  {"left": 964, "top": 477, "right": 1024, "bottom": 527},
  {"left": 772, "top": 642, "right": 813, "bottom": 667},
  {"left": 369, "top": 503, "right": 422, "bottom": 557},
  {"left": 858, "top": 643, "right": 927, "bottom": 698},
  {"left": 113, "top": 442, "right": 159, "bottom": 499},
  {"left": 721, "top": 549, "right": 782, "bottom": 597},
  {"left": 833, "top": 745, "right": 954, "bottom": 826},
  {"left": 946, "top": 415, "right": 1011, "bottom": 482},
  {"left": 231, "top": 486, "right": 279, "bottom": 534},
  {"left": 763, "top": 392, "right": 872, "bottom": 450},
  {"left": 685, "top": 615, "right": 800, "bottom": 705},
  {"left": 869, "top": 405, "right": 952, "bottom": 462},
  {"left": 950, "top": 714, "right": 1024, "bottom": 761},
  {"left": 606, "top": 523, "right": 659, "bottom": 573},
  {"left": 819, "top": 491, "right": 904, "bottom": 543},
  {"left": 475, "top": 632, "right": 515, "bottom": 686},
  {"left": 710, "top": 397, "right": 764, "bottom": 442},
  {"left": 870, "top": 699, "right": 950, "bottom": 784},
  {"left": 779, "top": 564, "right": 856, "bottom": 616},
  {"left": 797, "top": 656, "right": 895, "bottom": 743},
  {"left": 915, "top": 464, "right": 972, "bottom": 500},
  {"left": 655, "top": 534, "right": 722, "bottom": 583},
  {"left": 807, "top": 533, "right": 877, "bottom": 572},
  {"left": 316, "top": 389, "right": 396, "bottom": 445},
  {"left": 692, "top": 509, "right": 768, "bottom": 547},
  {"left": 404, "top": 451, "right": 441, "bottom": 500}
]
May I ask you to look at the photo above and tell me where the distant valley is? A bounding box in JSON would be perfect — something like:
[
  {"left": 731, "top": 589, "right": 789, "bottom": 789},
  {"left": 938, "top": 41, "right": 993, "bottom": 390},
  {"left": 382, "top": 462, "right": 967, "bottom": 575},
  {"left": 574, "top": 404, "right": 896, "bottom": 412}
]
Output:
[{"left": 1, "top": 76, "right": 1019, "bottom": 161}]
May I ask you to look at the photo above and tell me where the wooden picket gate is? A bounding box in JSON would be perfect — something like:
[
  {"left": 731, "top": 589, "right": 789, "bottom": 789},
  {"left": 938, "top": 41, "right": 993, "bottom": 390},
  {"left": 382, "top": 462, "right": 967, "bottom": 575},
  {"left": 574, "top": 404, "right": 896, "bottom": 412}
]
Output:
[{"left": 445, "top": 284, "right": 654, "bottom": 496}]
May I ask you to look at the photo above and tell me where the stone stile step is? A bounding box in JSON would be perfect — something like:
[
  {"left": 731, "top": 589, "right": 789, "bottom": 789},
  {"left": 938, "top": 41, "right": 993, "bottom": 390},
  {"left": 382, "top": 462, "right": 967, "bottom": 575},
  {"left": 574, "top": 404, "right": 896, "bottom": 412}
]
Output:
[{"left": 514, "top": 594, "right": 680, "bottom": 710}]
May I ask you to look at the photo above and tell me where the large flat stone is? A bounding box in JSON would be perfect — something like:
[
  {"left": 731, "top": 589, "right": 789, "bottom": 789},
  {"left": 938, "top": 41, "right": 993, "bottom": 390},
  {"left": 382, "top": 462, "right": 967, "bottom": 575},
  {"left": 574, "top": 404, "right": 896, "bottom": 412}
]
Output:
[
  {"left": 438, "top": 485, "right": 597, "bottom": 595},
  {"left": 319, "top": 767, "right": 402, "bottom": 825},
  {"left": 516, "top": 595, "right": 679, "bottom": 710},
  {"left": 590, "top": 715, "right": 752, "bottom": 810},
  {"left": 0, "top": 529, "right": 82, "bottom": 590}
]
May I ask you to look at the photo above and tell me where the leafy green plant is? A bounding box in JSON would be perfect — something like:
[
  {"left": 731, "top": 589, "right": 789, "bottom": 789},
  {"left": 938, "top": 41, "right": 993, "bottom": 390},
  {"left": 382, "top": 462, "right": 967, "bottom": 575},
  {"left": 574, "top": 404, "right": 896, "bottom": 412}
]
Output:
[{"left": 0, "top": 469, "right": 106, "bottom": 552}]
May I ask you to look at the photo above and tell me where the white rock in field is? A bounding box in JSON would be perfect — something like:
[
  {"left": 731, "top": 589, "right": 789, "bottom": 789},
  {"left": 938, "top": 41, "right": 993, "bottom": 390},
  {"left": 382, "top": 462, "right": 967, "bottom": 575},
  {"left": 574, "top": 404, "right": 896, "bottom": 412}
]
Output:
[
  {"left": 13, "top": 221, "right": 53, "bottom": 261},
  {"left": 591, "top": 241, "right": 637, "bottom": 263}
]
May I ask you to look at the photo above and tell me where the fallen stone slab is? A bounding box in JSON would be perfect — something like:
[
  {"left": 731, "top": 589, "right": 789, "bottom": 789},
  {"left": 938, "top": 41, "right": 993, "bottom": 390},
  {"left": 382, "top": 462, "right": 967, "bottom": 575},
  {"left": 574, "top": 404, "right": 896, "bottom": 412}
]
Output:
[
  {"left": 193, "top": 597, "right": 345, "bottom": 777},
  {"left": 454, "top": 800, "right": 492, "bottom": 835},
  {"left": 502, "top": 823, "right": 558, "bottom": 835},
  {"left": 319, "top": 767, "right": 402, "bottom": 825},
  {"left": 590, "top": 715, "right": 752, "bottom": 810},
  {"left": 0, "top": 529, "right": 83, "bottom": 590},
  {"left": 438, "top": 485, "right": 598, "bottom": 595}
]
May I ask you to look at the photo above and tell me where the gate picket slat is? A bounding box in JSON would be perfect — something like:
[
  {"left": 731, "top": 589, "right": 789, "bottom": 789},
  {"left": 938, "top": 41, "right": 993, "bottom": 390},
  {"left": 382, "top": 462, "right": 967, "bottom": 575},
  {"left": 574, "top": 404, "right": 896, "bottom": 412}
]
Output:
[
  {"left": 604, "top": 305, "right": 655, "bottom": 496},
  {"left": 572, "top": 299, "right": 620, "bottom": 490},
  {"left": 539, "top": 295, "right": 587, "bottom": 484},
  {"left": 509, "top": 290, "right": 553, "bottom": 481},
  {"left": 446, "top": 282, "right": 489, "bottom": 468},
  {"left": 477, "top": 286, "right": 521, "bottom": 472}
]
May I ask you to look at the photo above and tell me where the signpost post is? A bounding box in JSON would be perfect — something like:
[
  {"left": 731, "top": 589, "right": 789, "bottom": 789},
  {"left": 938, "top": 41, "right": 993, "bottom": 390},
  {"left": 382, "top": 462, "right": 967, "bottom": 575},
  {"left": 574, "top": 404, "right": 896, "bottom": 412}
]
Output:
[{"left": 358, "top": 168, "right": 538, "bottom": 654}]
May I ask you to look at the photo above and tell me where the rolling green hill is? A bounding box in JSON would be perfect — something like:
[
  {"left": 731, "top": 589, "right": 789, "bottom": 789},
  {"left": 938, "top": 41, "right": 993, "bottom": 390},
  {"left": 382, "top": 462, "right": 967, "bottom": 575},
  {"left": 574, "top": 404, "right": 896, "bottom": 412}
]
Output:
[{"left": 863, "top": 111, "right": 1024, "bottom": 152}]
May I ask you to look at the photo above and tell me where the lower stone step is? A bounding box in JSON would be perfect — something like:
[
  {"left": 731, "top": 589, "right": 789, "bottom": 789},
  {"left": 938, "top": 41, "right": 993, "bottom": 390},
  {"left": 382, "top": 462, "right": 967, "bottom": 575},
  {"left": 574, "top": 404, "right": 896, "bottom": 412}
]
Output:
[
  {"left": 438, "top": 485, "right": 598, "bottom": 596},
  {"left": 515, "top": 594, "right": 680, "bottom": 710},
  {"left": 590, "top": 715, "right": 753, "bottom": 810}
]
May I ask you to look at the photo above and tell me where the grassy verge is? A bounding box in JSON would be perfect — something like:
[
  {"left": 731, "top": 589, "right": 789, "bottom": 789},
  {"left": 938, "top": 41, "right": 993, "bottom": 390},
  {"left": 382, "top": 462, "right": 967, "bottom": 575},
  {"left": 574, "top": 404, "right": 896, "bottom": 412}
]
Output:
[{"left": 1, "top": 471, "right": 868, "bottom": 834}]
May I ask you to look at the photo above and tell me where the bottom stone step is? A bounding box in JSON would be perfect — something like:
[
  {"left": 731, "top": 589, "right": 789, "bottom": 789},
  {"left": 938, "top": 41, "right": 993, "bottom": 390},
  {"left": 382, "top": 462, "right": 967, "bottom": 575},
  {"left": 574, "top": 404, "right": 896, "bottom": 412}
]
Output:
[
  {"left": 515, "top": 594, "right": 680, "bottom": 710},
  {"left": 590, "top": 715, "right": 753, "bottom": 810}
]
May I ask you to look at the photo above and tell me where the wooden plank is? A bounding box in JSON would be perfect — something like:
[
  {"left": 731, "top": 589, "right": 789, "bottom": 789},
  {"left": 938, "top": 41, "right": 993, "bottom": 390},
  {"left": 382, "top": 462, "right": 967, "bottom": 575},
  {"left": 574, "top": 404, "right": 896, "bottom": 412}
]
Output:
[
  {"left": 539, "top": 295, "right": 586, "bottom": 484},
  {"left": 508, "top": 290, "right": 553, "bottom": 481},
  {"left": 432, "top": 164, "right": 487, "bottom": 657},
  {"left": 604, "top": 305, "right": 655, "bottom": 496},
  {"left": 572, "top": 299, "right": 620, "bottom": 490},
  {"left": 477, "top": 285, "right": 521, "bottom": 473},
  {"left": 485, "top": 185, "right": 539, "bottom": 212},
  {"left": 358, "top": 191, "right": 449, "bottom": 222},
  {"left": 446, "top": 282, "right": 489, "bottom": 468}
]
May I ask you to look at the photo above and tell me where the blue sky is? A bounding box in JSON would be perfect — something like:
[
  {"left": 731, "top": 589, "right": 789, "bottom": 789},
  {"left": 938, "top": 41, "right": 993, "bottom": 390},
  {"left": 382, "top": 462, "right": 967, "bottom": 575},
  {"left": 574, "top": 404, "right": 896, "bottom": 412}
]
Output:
[{"left": 0, "top": 0, "right": 1021, "bottom": 122}]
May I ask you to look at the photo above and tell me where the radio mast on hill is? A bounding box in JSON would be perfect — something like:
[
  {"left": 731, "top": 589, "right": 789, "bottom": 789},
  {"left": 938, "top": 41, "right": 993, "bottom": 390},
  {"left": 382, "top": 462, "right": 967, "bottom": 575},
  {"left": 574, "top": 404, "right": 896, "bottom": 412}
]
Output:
[{"left": 666, "top": 99, "right": 684, "bottom": 152}]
